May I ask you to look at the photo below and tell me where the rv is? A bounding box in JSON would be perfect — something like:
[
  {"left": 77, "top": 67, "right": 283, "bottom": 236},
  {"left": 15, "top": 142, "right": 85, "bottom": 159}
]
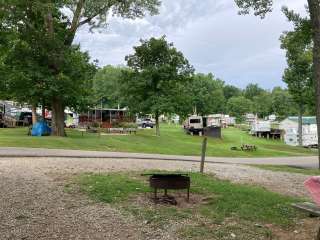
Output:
[
  {"left": 184, "top": 115, "right": 221, "bottom": 138},
  {"left": 280, "top": 117, "right": 318, "bottom": 147},
  {"left": 184, "top": 116, "right": 205, "bottom": 135}
]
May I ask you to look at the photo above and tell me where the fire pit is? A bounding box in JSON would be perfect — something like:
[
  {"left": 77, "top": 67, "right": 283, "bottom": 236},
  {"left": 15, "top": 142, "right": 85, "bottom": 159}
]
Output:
[{"left": 146, "top": 173, "right": 190, "bottom": 204}]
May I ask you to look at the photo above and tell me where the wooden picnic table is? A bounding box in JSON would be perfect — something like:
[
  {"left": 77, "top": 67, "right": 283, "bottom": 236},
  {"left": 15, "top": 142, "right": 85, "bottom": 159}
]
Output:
[{"left": 241, "top": 144, "right": 257, "bottom": 151}]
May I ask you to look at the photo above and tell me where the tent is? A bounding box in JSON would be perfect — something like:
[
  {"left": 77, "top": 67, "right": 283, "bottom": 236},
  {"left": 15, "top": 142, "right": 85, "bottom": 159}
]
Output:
[{"left": 31, "top": 121, "right": 51, "bottom": 136}]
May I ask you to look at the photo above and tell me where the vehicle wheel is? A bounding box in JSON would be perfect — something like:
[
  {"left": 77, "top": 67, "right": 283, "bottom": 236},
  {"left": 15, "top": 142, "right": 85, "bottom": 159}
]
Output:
[{"left": 142, "top": 123, "right": 146, "bottom": 128}]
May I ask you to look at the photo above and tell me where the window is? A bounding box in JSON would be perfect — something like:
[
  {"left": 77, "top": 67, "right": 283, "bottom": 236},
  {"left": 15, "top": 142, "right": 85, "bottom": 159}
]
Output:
[{"left": 190, "top": 119, "right": 201, "bottom": 124}]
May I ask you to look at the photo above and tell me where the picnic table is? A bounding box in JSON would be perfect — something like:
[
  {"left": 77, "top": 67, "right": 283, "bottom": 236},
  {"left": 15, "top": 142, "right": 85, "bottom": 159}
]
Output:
[{"left": 241, "top": 144, "right": 257, "bottom": 151}]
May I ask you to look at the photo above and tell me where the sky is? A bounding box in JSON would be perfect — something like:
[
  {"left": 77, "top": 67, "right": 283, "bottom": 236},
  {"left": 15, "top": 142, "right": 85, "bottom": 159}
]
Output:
[{"left": 74, "top": 0, "right": 307, "bottom": 89}]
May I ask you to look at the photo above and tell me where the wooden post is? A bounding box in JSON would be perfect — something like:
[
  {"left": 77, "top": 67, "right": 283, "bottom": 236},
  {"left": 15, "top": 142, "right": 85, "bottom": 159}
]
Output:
[{"left": 200, "top": 137, "right": 207, "bottom": 173}]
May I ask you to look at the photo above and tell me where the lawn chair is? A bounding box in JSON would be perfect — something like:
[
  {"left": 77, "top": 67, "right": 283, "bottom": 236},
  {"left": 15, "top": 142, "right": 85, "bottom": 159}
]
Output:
[{"left": 292, "top": 176, "right": 320, "bottom": 240}]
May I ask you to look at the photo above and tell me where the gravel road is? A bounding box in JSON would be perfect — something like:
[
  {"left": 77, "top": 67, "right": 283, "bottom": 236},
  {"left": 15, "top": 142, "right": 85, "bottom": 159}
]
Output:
[{"left": 0, "top": 157, "right": 313, "bottom": 239}]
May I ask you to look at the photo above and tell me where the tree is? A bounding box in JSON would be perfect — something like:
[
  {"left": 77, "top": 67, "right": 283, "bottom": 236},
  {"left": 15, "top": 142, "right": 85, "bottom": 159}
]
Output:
[
  {"left": 280, "top": 8, "right": 314, "bottom": 146},
  {"left": 223, "top": 84, "right": 243, "bottom": 100},
  {"left": 252, "top": 92, "right": 272, "bottom": 118},
  {"left": 0, "top": 0, "right": 160, "bottom": 136},
  {"left": 244, "top": 83, "right": 265, "bottom": 100},
  {"left": 271, "top": 87, "right": 298, "bottom": 120},
  {"left": 235, "top": 0, "right": 320, "bottom": 168},
  {"left": 4, "top": 43, "right": 97, "bottom": 121},
  {"left": 187, "top": 73, "right": 226, "bottom": 116},
  {"left": 227, "top": 96, "right": 253, "bottom": 123},
  {"left": 122, "top": 36, "right": 194, "bottom": 136},
  {"left": 92, "top": 65, "right": 126, "bottom": 108}
]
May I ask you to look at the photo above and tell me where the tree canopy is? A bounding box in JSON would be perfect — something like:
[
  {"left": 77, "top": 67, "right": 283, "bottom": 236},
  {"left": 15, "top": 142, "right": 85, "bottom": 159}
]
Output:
[
  {"left": 122, "top": 36, "right": 194, "bottom": 135},
  {"left": 92, "top": 65, "right": 126, "bottom": 108},
  {"left": 227, "top": 96, "right": 253, "bottom": 122},
  {"left": 0, "top": 0, "right": 161, "bottom": 136}
]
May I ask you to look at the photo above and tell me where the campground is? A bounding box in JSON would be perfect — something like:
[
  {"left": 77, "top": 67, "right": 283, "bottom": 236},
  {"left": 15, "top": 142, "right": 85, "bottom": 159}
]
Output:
[{"left": 0, "top": 124, "right": 316, "bottom": 158}]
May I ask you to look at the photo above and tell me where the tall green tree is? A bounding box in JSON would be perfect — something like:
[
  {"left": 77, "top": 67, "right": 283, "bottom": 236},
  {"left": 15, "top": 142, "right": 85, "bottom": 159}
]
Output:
[
  {"left": 280, "top": 8, "right": 314, "bottom": 146},
  {"left": 244, "top": 83, "right": 265, "bottom": 100},
  {"left": 122, "top": 36, "right": 194, "bottom": 136},
  {"left": 223, "top": 84, "right": 243, "bottom": 100},
  {"left": 0, "top": 0, "right": 160, "bottom": 136},
  {"left": 270, "top": 87, "right": 298, "bottom": 120},
  {"left": 92, "top": 65, "right": 126, "bottom": 108},
  {"left": 252, "top": 92, "right": 272, "bottom": 118},
  {"left": 235, "top": 0, "right": 320, "bottom": 167},
  {"left": 227, "top": 96, "right": 253, "bottom": 123},
  {"left": 187, "top": 73, "right": 226, "bottom": 116}
]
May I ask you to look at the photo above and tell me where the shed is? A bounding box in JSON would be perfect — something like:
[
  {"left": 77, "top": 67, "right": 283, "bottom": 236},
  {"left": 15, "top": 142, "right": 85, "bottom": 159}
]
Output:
[{"left": 204, "top": 126, "right": 222, "bottom": 138}]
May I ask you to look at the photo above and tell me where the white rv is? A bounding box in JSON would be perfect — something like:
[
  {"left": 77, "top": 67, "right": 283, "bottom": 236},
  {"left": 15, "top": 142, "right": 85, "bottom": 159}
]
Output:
[
  {"left": 250, "top": 120, "right": 271, "bottom": 134},
  {"left": 280, "top": 117, "right": 318, "bottom": 147},
  {"left": 184, "top": 116, "right": 205, "bottom": 135}
]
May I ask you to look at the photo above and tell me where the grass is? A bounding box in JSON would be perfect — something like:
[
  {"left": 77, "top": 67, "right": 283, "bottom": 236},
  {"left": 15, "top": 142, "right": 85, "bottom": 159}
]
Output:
[
  {"left": 75, "top": 172, "right": 305, "bottom": 239},
  {"left": 0, "top": 124, "right": 316, "bottom": 157},
  {"left": 77, "top": 172, "right": 302, "bottom": 225},
  {"left": 252, "top": 164, "right": 320, "bottom": 176}
]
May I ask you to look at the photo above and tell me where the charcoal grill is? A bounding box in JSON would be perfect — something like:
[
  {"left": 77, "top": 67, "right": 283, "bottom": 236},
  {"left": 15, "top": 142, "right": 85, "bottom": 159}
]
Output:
[{"left": 147, "top": 173, "right": 190, "bottom": 202}]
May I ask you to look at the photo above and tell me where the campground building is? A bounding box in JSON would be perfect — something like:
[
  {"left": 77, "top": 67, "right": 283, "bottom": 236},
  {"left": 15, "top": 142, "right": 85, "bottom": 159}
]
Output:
[{"left": 79, "top": 107, "right": 132, "bottom": 128}]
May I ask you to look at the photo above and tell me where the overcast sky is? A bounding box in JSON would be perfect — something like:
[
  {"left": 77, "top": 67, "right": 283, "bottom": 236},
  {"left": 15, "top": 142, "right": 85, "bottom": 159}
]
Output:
[{"left": 74, "top": 0, "right": 307, "bottom": 89}]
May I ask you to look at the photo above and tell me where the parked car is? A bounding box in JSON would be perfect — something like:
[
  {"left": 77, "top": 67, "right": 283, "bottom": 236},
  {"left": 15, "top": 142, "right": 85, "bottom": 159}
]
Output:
[{"left": 137, "top": 118, "right": 155, "bottom": 128}]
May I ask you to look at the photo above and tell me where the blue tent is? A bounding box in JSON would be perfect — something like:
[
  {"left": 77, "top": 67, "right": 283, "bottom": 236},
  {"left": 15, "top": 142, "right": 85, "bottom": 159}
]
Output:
[{"left": 31, "top": 121, "right": 51, "bottom": 136}]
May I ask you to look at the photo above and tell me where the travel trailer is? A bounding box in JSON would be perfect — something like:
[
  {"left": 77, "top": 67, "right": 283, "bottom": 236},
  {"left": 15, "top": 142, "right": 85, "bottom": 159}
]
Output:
[
  {"left": 184, "top": 115, "right": 221, "bottom": 138},
  {"left": 280, "top": 117, "right": 318, "bottom": 147}
]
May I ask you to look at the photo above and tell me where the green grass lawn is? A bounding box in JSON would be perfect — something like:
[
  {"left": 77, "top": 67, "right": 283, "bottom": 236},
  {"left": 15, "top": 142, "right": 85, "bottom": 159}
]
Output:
[
  {"left": 0, "top": 124, "right": 316, "bottom": 157},
  {"left": 74, "top": 172, "right": 306, "bottom": 239},
  {"left": 252, "top": 165, "right": 320, "bottom": 176}
]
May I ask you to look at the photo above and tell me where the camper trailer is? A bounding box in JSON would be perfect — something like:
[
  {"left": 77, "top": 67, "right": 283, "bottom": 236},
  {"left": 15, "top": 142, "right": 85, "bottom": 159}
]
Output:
[
  {"left": 184, "top": 116, "right": 205, "bottom": 135},
  {"left": 250, "top": 120, "right": 271, "bottom": 134},
  {"left": 280, "top": 117, "right": 318, "bottom": 147},
  {"left": 184, "top": 115, "right": 221, "bottom": 138}
]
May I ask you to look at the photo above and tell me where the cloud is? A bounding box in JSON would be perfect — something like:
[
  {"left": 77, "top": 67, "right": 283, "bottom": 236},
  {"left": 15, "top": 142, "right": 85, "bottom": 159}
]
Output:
[{"left": 74, "top": 0, "right": 307, "bottom": 89}]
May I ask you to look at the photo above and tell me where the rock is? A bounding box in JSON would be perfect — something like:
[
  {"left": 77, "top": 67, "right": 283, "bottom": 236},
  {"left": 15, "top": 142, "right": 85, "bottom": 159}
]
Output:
[
  {"left": 231, "top": 233, "right": 236, "bottom": 238},
  {"left": 143, "top": 220, "right": 150, "bottom": 224},
  {"left": 254, "top": 223, "right": 263, "bottom": 228}
]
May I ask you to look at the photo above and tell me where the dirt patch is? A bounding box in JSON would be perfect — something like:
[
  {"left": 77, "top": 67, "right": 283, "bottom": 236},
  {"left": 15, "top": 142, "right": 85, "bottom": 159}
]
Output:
[
  {"left": 131, "top": 191, "right": 211, "bottom": 209},
  {"left": 269, "top": 218, "right": 320, "bottom": 240}
]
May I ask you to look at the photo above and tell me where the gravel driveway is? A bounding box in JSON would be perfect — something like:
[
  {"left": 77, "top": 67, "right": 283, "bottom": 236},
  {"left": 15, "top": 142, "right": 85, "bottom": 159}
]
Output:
[{"left": 0, "top": 157, "right": 312, "bottom": 239}]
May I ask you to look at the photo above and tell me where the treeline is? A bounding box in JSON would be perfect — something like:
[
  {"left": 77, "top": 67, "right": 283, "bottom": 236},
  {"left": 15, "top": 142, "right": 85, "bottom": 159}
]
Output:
[{"left": 92, "top": 64, "right": 312, "bottom": 122}]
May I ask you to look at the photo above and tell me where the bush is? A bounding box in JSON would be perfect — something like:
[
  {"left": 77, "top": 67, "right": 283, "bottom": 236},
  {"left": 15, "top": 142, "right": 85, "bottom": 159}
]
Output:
[{"left": 113, "top": 122, "right": 137, "bottom": 128}]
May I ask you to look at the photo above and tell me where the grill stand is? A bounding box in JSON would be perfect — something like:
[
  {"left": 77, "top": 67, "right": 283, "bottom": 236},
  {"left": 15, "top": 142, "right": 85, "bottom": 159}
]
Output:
[{"left": 153, "top": 187, "right": 190, "bottom": 203}]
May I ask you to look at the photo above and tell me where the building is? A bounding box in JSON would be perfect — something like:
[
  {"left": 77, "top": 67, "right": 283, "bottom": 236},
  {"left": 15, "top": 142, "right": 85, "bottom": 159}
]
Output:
[
  {"left": 79, "top": 107, "right": 132, "bottom": 128},
  {"left": 279, "top": 117, "right": 318, "bottom": 147}
]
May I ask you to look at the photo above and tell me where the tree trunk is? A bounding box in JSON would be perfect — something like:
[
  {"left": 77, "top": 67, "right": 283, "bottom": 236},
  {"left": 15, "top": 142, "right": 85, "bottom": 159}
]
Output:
[
  {"left": 42, "top": 104, "right": 46, "bottom": 120},
  {"left": 155, "top": 113, "right": 160, "bottom": 136},
  {"left": 307, "top": 0, "right": 320, "bottom": 169},
  {"left": 31, "top": 105, "right": 37, "bottom": 125},
  {"left": 51, "top": 97, "right": 66, "bottom": 137},
  {"left": 298, "top": 104, "right": 303, "bottom": 147}
]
